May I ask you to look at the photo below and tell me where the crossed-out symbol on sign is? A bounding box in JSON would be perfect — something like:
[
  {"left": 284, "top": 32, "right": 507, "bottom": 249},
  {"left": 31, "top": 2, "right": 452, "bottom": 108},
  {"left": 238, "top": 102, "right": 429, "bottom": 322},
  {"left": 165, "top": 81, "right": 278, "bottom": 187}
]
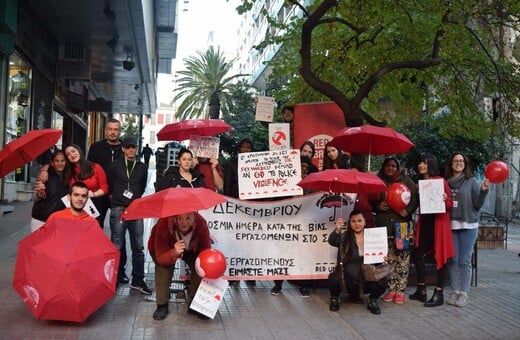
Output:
[{"left": 271, "top": 131, "right": 286, "bottom": 145}]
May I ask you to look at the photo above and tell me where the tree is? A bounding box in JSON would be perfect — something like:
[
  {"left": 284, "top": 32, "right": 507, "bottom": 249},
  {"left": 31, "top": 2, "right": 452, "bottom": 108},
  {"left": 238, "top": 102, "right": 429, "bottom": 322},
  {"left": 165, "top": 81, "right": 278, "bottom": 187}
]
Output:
[
  {"left": 121, "top": 115, "right": 139, "bottom": 140},
  {"left": 172, "top": 46, "right": 250, "bottom": 120},
  {"left": 237, "top": 1, "right": 520, "bottom": 141}
]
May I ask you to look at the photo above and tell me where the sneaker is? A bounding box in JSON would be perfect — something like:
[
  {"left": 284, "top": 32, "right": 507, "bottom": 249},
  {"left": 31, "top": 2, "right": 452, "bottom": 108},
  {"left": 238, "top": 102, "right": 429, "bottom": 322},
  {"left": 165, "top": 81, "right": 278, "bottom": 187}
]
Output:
[
  {"left": 454, "top": 292, "right": 469, "bottom": 307},
  {"left": 367, "top": 298, "right": 381, "bottom": 315},
  {"left": 299, "top": 287, "right": 310, "bottom": 297},
  {"left": 118, "top": 273, "right": 130, "bottom": 284},
  {"left": 447, "top": 291, "right": 460, "bottom": 305},
  {"left": 382, "top": 292, "right": 396, "bottom": 302},
  {"left": 270, "top": 285, "right": 282, "bottom": 296},
  {"left": 394, "top": 293, "right": 405, "bottom": 304},
  {"left": 329, "top": 297, "right": 340, "bottom": 312},
  {"left": 131, "top": 279, "right": 153, "bottom": 295},
  {"left": 153, "top": 304, "right": 169, "bottom": 321}
]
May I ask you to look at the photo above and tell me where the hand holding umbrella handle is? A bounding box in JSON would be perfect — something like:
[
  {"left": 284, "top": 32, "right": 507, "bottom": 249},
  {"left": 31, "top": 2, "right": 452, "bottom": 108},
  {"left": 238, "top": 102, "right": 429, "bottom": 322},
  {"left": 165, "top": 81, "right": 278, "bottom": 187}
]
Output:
[
  {"left": 335, "top": 218, "right": 347, "bottom": 234},
  {"left": 174, "top": 240, "right": 185, "bottom": 258}
]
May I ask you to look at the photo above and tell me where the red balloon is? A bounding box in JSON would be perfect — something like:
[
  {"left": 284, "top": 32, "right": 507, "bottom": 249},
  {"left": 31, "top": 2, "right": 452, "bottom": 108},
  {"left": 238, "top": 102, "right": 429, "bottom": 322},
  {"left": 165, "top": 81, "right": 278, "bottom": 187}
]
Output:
[
  {"left": 387, "top": 183, "right": 411, "bottom": 212},
  {"left": 485, "top": 161, "right": 509, "bottom": 184},
  {"left": 195, "top": 249, "right": 227, "bottom": 279}
]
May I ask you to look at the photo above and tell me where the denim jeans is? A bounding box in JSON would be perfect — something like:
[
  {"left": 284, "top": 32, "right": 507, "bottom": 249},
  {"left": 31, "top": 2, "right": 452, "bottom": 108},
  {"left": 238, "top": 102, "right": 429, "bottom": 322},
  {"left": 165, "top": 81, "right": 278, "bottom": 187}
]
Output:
[
  {"left": 449, "top": 228, "right": 478, "bottom": 293},
  {"left": 110, "top": 206, "right": 145, "bottom": 279}
]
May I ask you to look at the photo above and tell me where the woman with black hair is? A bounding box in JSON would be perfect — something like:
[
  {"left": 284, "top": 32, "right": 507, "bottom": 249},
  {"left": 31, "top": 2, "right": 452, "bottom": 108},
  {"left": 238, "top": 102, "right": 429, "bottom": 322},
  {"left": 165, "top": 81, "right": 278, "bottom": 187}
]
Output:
[
  {"left": 155, "top": 148, "right": 205, "bottom": 190},
  {"left": 409, "top": 153, "right": 454, "bottom": 307}
]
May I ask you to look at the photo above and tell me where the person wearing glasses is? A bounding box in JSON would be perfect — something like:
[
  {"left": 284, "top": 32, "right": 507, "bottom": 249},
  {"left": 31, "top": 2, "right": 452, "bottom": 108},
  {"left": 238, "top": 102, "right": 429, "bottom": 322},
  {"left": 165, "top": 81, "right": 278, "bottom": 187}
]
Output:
[
  {"left": 444, "top": 152, "right": 489, "bottom": 307},
  {"left": 107, "top": 137, "right": 151, "bottom": 294}
]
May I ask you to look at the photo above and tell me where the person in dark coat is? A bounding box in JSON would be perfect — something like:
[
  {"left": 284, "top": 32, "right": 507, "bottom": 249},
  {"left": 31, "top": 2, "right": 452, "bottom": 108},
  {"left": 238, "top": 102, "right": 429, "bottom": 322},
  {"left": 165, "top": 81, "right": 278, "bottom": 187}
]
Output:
[{"left": 155, "top": 148, "right": 205, "bottom": 191}]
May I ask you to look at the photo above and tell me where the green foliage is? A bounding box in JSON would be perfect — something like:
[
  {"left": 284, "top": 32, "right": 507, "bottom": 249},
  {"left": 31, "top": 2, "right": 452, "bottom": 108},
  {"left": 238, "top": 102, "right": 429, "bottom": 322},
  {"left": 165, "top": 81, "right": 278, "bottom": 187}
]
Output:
[
  {"left": 121, "top": 115, "right": 139, "bottom": 140},
  {"left": 172, "top": 46, "right": 249, "bottom": 120}
]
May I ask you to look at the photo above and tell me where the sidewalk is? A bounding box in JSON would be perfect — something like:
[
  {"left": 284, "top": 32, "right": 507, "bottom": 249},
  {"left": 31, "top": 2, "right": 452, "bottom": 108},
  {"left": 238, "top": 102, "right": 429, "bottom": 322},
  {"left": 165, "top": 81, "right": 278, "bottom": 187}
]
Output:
[{"left": 1, "top": 201, "right": 519, "bottom": 339}]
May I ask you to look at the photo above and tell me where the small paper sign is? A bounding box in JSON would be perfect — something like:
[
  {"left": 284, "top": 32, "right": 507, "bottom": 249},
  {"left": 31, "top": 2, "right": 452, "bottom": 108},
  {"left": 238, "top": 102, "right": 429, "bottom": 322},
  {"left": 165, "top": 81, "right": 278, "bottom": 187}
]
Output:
[
  {"left": 363, "top": 227, "right": 387, "bottom": 264},
  {"left": 255, "top": 96, "right": 275, "bottom": 122},
  {"left": 269, "top": 123, "right": 291, "bottom": 151},
  {"left": 190, "top": 277, "right": 228, "bottom": 319},
  {"left": 189, "top": 135, "right": 220, "bottom": 159},
  {"left": 61, "top": 195, "right": 100, "bottom": 218},
  {"left": 419, "top": 179, "right": 446, "bottom": 214}
]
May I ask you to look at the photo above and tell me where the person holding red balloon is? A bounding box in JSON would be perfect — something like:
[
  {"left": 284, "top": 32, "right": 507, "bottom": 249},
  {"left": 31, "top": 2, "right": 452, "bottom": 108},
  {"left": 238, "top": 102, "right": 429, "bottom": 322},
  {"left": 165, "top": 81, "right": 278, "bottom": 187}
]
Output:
[
  {"left": 445, "top": 153, "right": 490, "bottom": 307},
  {"left": 374, "top": 157, "right": 419, "bottom": 304},
  {"left": 148, "top": 212, "right": 211, "bottom": 320},
  {"left": 409, "top": 153, "right": 454, "bottom": 307}
]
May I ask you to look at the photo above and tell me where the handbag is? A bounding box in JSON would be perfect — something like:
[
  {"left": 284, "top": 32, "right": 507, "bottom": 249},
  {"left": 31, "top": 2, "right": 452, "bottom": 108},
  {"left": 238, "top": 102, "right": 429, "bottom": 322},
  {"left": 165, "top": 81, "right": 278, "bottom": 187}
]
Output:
[
  {"left": 394, "top": 221, "right": 415, "bottom": 250},
  {"left": 361, "top": 263, "right": 391, "bottom": 282}
]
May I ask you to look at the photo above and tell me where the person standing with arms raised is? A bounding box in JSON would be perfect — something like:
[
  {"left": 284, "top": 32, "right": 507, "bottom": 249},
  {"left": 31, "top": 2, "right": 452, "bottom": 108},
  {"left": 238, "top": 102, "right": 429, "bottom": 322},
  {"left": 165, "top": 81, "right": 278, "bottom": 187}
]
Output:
[{"left": 107, "top": 137, "right": 150, "bottom": 293}]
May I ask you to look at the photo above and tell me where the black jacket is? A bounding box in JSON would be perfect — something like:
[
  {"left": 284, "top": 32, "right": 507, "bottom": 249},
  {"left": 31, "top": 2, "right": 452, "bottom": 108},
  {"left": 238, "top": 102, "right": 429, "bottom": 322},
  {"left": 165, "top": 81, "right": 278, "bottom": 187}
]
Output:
[
  {"left": 155, "top": 166, "right": 205, "bottom": 192},
  {"left": 107, "top": 158, "right": 148, "bottom": 207},
  {"left": 87, "top": 139, "right": 124, "bottom": 173},
  {"left": 31, "top": 167, "right": 69, "bottom": 221}
]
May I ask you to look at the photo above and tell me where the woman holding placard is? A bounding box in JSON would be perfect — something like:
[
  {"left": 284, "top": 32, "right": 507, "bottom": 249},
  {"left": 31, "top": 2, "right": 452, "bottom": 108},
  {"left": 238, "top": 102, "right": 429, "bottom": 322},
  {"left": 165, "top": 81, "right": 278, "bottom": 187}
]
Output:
[
  {"left": 444, "top": 152, "right": 489, "bottom": 307},
  {"left": 409, "top": 153, "right": 454, "bottom": 307}
]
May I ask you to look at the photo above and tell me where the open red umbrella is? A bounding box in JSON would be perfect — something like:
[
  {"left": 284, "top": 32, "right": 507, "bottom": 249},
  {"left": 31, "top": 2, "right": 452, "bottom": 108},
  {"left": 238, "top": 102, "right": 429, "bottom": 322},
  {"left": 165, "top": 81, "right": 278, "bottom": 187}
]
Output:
[
  {"left": 156, "top": 119, "right": 232, "bottom": 141},
  {"left": 0, "top": 128, "right": 62, "bottom": 178},
  {"left": 122, "top": 187, "right": 227, "bottom": 220},
  {"left": 329, "top": 125, "right": 414, "bottom": 170},
  {"left": 13, "top": 217, "right": 120, "bottom": 322},
  {"left": 297, "top": 169, "right": 387, "bottom": 194}
]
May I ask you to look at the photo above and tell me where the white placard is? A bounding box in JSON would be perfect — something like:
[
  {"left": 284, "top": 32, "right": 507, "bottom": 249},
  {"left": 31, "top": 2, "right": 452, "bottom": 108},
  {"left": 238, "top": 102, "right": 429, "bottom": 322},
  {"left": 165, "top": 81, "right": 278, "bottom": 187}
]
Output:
[
  {"left": 190, "top": 278, "right": 228, "bottom": 319},
  {"left": 237, "top": 149, "right": 303, "bottom": 199},
  {"left": 419, "top": 179, "right": 446, "bottom": 214},
  {"left": 363, "top": 227, "right": 388, "bottom": 264},
  {"left": 255, "top": 96, "right": 275, "bottom": 122},
  {"left": 199, "top": 192, "right": 358, "bottom": 280},
  {"left": 269, "top": 123, "right": 291, "bottom": 151},
  {"left": 61, "top": 195, "right": 100, "bottom": 218},
  {"left": 189, "top": 135, "right": 220, "bottom": 159}
]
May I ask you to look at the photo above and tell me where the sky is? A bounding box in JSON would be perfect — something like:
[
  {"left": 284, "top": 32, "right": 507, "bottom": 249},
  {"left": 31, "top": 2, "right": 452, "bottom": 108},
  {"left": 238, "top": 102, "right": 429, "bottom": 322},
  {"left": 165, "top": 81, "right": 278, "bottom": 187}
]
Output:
[{"left": 156, "top": 0, "right": 241, "bottom": 104}]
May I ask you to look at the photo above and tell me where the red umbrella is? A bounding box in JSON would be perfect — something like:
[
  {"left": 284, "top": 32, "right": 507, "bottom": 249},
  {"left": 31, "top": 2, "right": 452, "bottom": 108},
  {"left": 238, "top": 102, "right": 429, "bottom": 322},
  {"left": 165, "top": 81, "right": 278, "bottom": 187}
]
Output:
[
  {"left": 13, "top": 217, "right": 120, "bottom": 322},
  {"left": 297, "top": 169, "right": 387, "bottom": 194},
  {"left": 122, "top": 187, "right": 227, "bottom": 220},
  {"left": 0, "top": 129, "right": 62, "bottom": 178},
  {"left": 156, "top": 119, "right": 232, "bottom": 141}
]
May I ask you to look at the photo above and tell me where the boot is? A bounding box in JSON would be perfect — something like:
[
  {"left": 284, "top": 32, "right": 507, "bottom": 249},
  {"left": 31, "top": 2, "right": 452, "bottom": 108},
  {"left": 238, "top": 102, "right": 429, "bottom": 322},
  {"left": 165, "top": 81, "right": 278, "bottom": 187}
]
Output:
[
  {"left": 367, "top": 298, "right": 381, "bottom": 315},
  {"left": 409, "top": 284, "right": 427, "bottom": 302},
  {"left": 153, "top": 304, "right": 169, "bottom": 320},
  {"left": 424, "top": 288, "right": 444, "bottom": 307},
  {"left": 329, "top": 297, "right": 340, "bottom": 312}
]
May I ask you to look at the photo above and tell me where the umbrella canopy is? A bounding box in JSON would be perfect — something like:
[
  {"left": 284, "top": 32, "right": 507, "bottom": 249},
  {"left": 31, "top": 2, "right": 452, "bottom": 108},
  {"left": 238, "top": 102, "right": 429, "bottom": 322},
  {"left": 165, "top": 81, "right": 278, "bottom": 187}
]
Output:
[
  {"left": 13, "top": 217, "right": 120, "bottom": 323},
  {"left": 297, "top": 169, "right": 387, "bottom": 194},
  {"left": 156, "top": 119, "right": 232, "bottom": 141},
  {"left": 122, "top": 187, "right": 227, "bottom": 220},
  {"left": 0, "top": 129, "right": 62, "bottom": 178},
  {"left": 329, "top": 125, "right": 414, "bottom": 155}
]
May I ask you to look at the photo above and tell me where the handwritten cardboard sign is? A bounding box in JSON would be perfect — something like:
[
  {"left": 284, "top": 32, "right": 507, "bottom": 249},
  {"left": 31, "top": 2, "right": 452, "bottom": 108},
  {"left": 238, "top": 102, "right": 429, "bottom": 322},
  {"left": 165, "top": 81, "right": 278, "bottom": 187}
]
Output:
[
  {"left": 189, "top": 135, "right": 220, "bottom": 159},
  {"left": 269, "top": 123, "right": 291, "bottom": 151},
  {"left": 237, "top": 149, "right": 303, "bottom": 199},
  {"left": 190, "top": 278, "right": 228, "bottom": 319},
  {"left": 363, "top": 227, "right": 388, "bottom": 264},
  {"left": 255, "top": 96, "right": 275, "bottom": 122},
  {"left": 419, "top": 178, "right": 446, "bottom": 214},
  {"left": 199, "top": 192, "right": 358, "bottom": 280}
]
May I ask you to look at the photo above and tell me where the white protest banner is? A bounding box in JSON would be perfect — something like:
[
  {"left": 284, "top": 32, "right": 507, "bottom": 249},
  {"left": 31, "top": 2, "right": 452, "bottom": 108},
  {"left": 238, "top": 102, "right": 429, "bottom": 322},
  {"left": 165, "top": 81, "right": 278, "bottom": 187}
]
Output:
[
  {"left": 189, "top": 135, "right": 220, "bottom": 159},
  {"left": 238, "top": 149, "right": 303, "bottom": 200},
  {"left": 61, "top": 195, "right": 100, "bottom": 218},
  {"left": 269, "top": 123, "right": 291, "bottom": 151},
  {"left": 419, "top": 178, "right": 446, "bottom": 214},
  {"left": 363, "top": 227, "right": 388, "bottom": 264},
  {"left": 255, "top": 96, "right": 275, "bottom": 122},
  {"left": 190, "top": 278, "right": 228, "bottom": 319},
  {"left": 199, "top": 192, "right": 357, "bottom": 280}
]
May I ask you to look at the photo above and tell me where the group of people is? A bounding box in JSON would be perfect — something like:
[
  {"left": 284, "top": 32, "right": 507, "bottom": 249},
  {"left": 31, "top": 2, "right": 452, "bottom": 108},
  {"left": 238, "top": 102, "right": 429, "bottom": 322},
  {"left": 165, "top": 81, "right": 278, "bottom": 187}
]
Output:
[{"left": 327, "top": 152, "right": 489, "bottom": 315}]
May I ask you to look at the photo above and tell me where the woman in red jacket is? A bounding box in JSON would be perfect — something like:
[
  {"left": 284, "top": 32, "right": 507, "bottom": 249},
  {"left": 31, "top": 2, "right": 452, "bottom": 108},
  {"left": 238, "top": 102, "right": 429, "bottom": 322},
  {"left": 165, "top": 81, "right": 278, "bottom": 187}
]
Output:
[
  {"left": 409, "top": 153, "right": 454, "bottom": 307},
  {"left": 148, "top": 212, "right": 211, "bottom": 321}
]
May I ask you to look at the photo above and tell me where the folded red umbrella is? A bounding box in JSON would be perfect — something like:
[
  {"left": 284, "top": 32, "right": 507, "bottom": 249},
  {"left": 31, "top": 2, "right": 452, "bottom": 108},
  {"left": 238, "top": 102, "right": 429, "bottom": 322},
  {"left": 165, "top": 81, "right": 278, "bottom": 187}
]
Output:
[
  {"left": 156, "top": 119, "right": 232, "bottom": 141},
  {"left": 13, "top": 217, "right": 120, "bottom": 322},
  {"left": 0, "top": 129, "right": 62, "bottom": 178},
  {"left": 297, "top": 169, "right": 387, "bottom": 194},
  {"left": 122, "top": 187, "right": 227, "bottom": 220}
]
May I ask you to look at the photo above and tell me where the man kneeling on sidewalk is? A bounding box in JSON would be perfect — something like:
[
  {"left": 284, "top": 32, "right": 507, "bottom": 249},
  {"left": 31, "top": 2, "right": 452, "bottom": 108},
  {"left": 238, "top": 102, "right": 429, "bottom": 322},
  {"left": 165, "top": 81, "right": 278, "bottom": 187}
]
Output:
[{"left": 148, "top": 212, "right": 211, "bottom": 320}]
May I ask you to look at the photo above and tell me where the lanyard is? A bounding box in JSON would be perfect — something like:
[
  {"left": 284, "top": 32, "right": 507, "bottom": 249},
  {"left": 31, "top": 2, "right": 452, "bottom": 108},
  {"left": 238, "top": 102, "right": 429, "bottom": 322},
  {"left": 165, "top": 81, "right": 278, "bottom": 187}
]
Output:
[{"left": 125, "top": 158, "right": 136, "bottom": 190}]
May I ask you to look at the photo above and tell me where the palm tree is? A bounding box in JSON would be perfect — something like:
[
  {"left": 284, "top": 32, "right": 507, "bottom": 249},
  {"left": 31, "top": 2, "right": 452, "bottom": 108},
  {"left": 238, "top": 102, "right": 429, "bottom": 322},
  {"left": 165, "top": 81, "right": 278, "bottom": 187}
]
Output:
[{"left": 172, "top": 46, "right": 248, "bottom": 120}]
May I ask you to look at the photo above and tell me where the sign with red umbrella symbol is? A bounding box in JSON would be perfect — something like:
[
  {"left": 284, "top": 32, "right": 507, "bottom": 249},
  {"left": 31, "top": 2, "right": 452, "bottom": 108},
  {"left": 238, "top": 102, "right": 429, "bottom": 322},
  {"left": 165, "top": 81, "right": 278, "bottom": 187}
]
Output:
[
  {"left": 298, "top": 169, "right": 387, "bottom": 194},
  {"left": 156, "top": 119, "right": 232, "bottom": 141},
  {"left": 13, "top": 217, "right": 120, "bottom": 322},
  {"left": 122, "top": 187, "right": 227, "bottom": 220},
  {"left": 0, "top": 129, "right": 62, "bottom": 178},
  {"left": 329, "top": 125, "right": 414, "bottom": 170}
]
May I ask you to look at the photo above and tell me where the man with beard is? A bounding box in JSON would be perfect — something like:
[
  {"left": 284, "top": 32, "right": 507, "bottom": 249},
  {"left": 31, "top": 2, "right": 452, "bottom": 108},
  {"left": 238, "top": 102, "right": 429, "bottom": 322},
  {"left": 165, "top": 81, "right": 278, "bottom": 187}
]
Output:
[{"left": 47, "top": 182, "right": 97, "bottom": 223}]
